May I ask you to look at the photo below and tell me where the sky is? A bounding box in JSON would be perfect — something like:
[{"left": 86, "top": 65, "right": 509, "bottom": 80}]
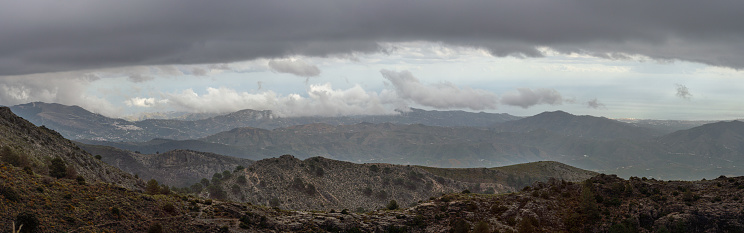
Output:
[{"left": 1, "top": 1, "right": 743, "bottom": 120}]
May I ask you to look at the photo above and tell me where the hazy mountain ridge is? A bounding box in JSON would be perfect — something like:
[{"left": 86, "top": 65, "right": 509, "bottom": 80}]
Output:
[
  {"left": 10, "top": 102, "right": 519, "bottom": 142},
  {"left": 75, "top": 144, "right": 254, "bottom": 187},
  {"left": 0, "top": 107, "right": 142, "bottom": 190},
  {"left": 497, "top": 110, "right": 662, "bottom": 140}
]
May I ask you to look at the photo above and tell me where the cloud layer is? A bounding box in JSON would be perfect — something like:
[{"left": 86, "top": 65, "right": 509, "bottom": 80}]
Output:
[
  {"left": 268, "top": 60, "right": 321, "bottom": 77},
  {"left": 1, "top": 0, "right": 743, "bottom": 76},
  {"left": 500, "top": 88, "right": 563, "bottom": 109},
  {"left": 381, "top": 70, "right": 499, "bottom": 110}
]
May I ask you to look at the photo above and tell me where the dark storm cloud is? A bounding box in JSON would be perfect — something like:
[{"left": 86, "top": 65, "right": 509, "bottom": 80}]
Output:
[{"left": 2, "top": 0, "right": 743, "bottom": 75}]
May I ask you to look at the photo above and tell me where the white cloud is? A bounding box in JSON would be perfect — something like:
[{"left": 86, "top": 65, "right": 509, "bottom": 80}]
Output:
[
  {"left": 124, "top": 97, "right": 168, "bottom": 108},
  {"left": 380, "top": 69, "right": 499, "bottom": 110},
  {"left": 163, "top": 84, "right": 392, "bottom": 117},
  {"left": 500, "top": 88, "right": 563, "bottom": 109}
]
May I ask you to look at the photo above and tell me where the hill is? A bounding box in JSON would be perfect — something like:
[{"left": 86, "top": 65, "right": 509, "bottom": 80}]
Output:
[
  {"left": 75, "top": 144, "right": 254, "bottom": 187},
  {"left": 187, "top": 155, "right": 596, "bottom": 211},
  {"left": 3, "top": 158, "right": 744, "bottom": 232},
  {"left": 0, "top": 107, "right": 142, "bottom": 190}
]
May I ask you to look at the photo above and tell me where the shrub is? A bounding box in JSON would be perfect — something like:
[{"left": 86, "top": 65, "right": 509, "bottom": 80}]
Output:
[
  {"left": 231, "top": 184, "right": 241, "bottom": 194},
  {"left": 76, "top": 175, "right": 86, "bottom": 185},
  {"left": 369, "top": 165, "right": 379, "bottom": 173},
  {"left": 362, "top": 187, "right": 373, "bottom": 197},
  {"left": 269, "top": 197, "right": 280, "bottom": 208},
  {"left": 387, "top": 200, "right": 399, "bottom": 210},
  {"left": 207, "top": 185, "right": 226, "bottom": 200},
  {"left": 111, "top": 206, "right": 121, "bottom": 216},
  {"left": 163, "top": 203, "right": 176, "bottom": 213},
  {"left": 16, "top": 211, "right": 39, "bottom": 233},
  {"left": 147, "top": 223, "right": 163, "bottom": 233},
  {"left": 451, "top": 218, "right": 470, "bottom": 233},
  {"left": 200, "top": 178, "right": 210, "bottom": 187},
  {"left": 473, "top": 221, "right": 491, "bottom": 233},
  {"left": 95, "top": 155, "right": 102, "bottom": 160},
  {"left": 1, "top": 146, "right": 29, "bottom": 168},
  {"left": 1, "top": 185, "right": 20, "bottom": 202},
  {"left": 461, "top": 189, "right": 471, "bottom": 194},
  {"left": 160, "top": 185, "right": 171, "bottom": 195},
  {"left": 341, "top": 209, "right": 350, "bottom": 214},
  {"left": 236, "top": 175, "right": 247, "bottom": 185},
  {"left": 49, "top": 157, "right": 67, "bottom": 178},
  {"left": 235, "top": 165, "right": 245, "bottom": 172},
  {"left": 376, "top": 190, "right": 388, "bottom": 200}
]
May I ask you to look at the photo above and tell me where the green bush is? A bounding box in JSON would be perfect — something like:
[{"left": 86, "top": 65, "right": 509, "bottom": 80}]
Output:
[
  {"left": 95, "top": 155, "right": 102, "bottom": 160},
  {"left": 387, "top": 200, "right": 399, "bottom": 210},
  {"left": 49, "top": 157, "right": 67, "bottom": 179}
]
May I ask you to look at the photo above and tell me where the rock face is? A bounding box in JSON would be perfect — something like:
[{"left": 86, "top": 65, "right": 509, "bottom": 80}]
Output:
[
  {"left": 195, "top": 155, "right": 596, "bottom": 212},
  {"left": 0, "top": 107, "right": 142, "bottom": 190},
  {"left": 76, "top": 144, "right": 254, "bottom": 187}
]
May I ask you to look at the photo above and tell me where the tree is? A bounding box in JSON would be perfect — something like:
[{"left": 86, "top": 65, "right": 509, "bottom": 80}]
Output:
[
  {"left": 49, "top": 157, "right": 67, "bottom": 178},
  {"left": 235, "top": 165, "right": 245, "bottom": 172},
  {"left": 190, "top": 183, "right": 203, "bottom": 193},
  {"left": 386, "top": 200, "right": 399, "bottom": 210},
  {"left": 146, "top": 179, "right": 161, "bottom": 195},
  {"left": 200, "top": 178, "right": 210, "bottom": 187},
  {"left": 160, "top": 184, "right": 171, "bottom": 195}
]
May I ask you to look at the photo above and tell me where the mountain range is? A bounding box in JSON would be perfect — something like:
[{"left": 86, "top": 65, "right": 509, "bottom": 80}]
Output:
[
  {"left": 9, "top": 102, "right": 744, "bottom": 180},
  {"left": 8, "top": 102, "right": 520, "bottom": 142}
]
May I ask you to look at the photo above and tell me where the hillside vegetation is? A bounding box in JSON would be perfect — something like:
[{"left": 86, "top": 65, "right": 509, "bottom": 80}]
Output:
[
  {"left": 76, "top": 144, "right": 254, "bottom": 187},
  {"left": 182, "top": 155, "right": 596, "bottom": 212},
  {"left": 0, "top": 107, "right": 142, "bottom": 190}
]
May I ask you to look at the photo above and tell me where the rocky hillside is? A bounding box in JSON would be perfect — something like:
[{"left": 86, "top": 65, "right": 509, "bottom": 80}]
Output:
[
  {"left": 190, "top": 155, "right": 596, "bottom": 212},
  {"left": 0, "top": 107, "right": 142, "bottom": 190},
  {"left": 76, "top": 144, "right": 254, "bottom": 187},
  {"left": 4, "top": 157, "right": 744, "bottom": 232}
]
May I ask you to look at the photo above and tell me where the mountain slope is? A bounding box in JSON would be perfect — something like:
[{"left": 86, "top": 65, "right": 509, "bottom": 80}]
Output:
[
  {"left": 658, "top": 120, "right": 744, "bottom": 158},
  {"left": 75, "top": 144, "right": 254, "bottom": 187},
  {"left": 0, "top": 107, "right": 142, "bottom": 190},
  {"left": 497, "top": 110, "right": 660, "bottom": 140}
]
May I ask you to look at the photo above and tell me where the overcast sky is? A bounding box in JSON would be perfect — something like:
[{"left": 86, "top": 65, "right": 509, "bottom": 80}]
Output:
[{"left": 1, "top": 0, "right": 743, "bottom": 120}]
